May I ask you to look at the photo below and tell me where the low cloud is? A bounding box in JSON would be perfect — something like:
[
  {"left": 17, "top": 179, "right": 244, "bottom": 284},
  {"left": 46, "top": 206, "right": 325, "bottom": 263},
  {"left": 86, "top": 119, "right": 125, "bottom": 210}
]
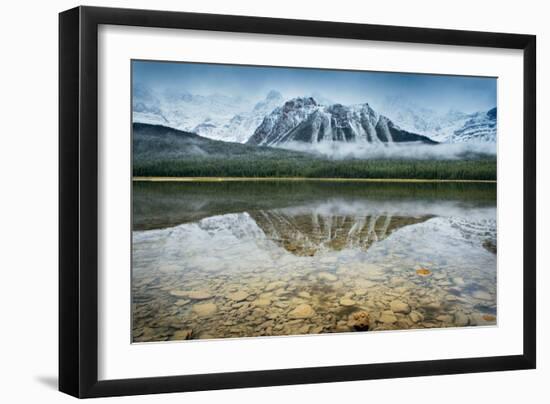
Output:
[{"left": 279, "top": 141, "right": 496, "bottom": 160}]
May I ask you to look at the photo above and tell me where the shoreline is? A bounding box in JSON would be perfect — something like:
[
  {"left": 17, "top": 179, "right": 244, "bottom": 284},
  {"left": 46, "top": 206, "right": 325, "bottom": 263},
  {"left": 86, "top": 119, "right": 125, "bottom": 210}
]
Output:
[{"left": 133, "top": 176, "right": 497, "bottom": 184}]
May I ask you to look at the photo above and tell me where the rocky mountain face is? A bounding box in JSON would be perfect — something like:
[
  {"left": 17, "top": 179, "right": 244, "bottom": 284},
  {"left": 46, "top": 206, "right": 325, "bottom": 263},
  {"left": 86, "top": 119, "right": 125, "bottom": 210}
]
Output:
[
  {"left": 247, "top": 97, "right": 437, "bottom": 146},
  {"left": 451, "top": 107, "right": 497, "bottom": 143}
]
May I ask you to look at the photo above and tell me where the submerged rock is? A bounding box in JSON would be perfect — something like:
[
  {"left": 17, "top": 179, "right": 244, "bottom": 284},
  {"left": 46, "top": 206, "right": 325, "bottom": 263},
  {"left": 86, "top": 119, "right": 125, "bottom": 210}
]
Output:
[
  {"left": 379, "top": 311, "right": 398, "bottom": 324},
  {"left": 192, "top": 302, "right": 217, "bottom": 317},
  {"left": 227, "top": 291, "right": 249, "bottom": 302},
  {"left": 348, "top": 311, "right": 371, "bottom": 331},
  {"left": 265, "top": 281, "right": 286, "bottom": 292},
  {"left": 452, "top": 277, "right": 465, "bottom": 286},
  {"left": 390, "top": 300, "right": 411, "bottom": 314},
  {"left": 409, "top": 310, "right": 424, "bottom": 323},
  {"left": 339, "top": 298, "right": 357, "bottom": 307},
  {"left": 186, "top": 290, "right": 213, "bottom": 300},
  {"left": 169, "top": 290, "right": 188, "bottom": 297},
  {"left": 421, "top": 301, "right": 442, "bottom": 311},
  {"left": 289, "top": 304, "right": 315, "bottom": 319},
  {"left": 253, "top": 298, "right": 272, "bottom": 307},
  {"left": 436, "top": 314, "right": 453, "bottom": 323},
  {"left": 454, "top": 311, "right": 469, "bottom": 326},
  {"left": 472, "top": 290, "right": 492, "bottom": 301},
  {"left": 416, "top": 268, "right": 432, "bottom": 276},
  {"left": 172, "top": 329, "right": 193, "bottom": 340}
]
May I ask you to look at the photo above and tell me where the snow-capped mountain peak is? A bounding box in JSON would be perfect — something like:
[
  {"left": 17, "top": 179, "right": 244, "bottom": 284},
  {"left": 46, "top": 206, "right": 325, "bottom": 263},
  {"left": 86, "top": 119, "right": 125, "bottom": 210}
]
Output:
[
  {"left": 451, "top": 107, "right": 497, "bottom": 143},
  {"left": 247, "top": 98, "right": 436, "bottom": 146},
  {"left": 200, "top": 90, "right": 285, "bottom": 143},
  {"left": 132, "top": 86, "right": 496, "bottom": 145},
  {"left": 132, "top": 88, "right": 285, "bottom": 143},
  {"left": 375, "top": 96, "right": 496, "bottom": 144}
]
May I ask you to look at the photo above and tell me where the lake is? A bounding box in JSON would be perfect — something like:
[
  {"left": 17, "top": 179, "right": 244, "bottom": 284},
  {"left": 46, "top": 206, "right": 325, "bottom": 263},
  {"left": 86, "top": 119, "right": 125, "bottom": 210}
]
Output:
[{"left": 132, "top": 180, "right": 497, "bottom": 342}]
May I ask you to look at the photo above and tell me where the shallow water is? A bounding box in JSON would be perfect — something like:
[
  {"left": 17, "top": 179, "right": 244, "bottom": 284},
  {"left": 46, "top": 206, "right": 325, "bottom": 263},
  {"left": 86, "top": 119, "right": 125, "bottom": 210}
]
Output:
[{"left": 132, "top": 181, "right": 497, "bottom": 342}]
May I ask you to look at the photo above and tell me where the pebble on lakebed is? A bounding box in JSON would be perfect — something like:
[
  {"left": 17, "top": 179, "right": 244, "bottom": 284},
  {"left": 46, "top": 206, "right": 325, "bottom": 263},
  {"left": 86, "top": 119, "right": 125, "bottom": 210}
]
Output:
[
  {"left": 192, "top": 302, "right": 217, "bottom": 317},
  {"left": 347, "top": 311, "right": 371, "bottom": 331},
  {"left": 170, "top": 290, "right": 213, "bottom": 300},
  {"left": 186, "top": 291, "right": 213, "bottom": 300},
  {"left": 339, "top": 297, "right": 356, "bottom": 307},
  {"left": 226, "top": 291, "right": 249, "bottom": 302},
  {"left": 289, "top": 304, "right": 315, "bottom": 319},
  {"left": 133, "top": 232, "right": 497, "bottom": 340},
  {"left": 390, "top": 300, "right": 411, "bottom": 314},
  {"left": 253, "top": 298, "right": 272, "bottom": 307},
  {"left": 171, "top": 329, "right": 193, "bottom": 340},
  {"left": 472, "top": 290, "right": 492, "bottom": 301},
  {"left": 379, "top": 311, "right": 398, "bottom": 324}
]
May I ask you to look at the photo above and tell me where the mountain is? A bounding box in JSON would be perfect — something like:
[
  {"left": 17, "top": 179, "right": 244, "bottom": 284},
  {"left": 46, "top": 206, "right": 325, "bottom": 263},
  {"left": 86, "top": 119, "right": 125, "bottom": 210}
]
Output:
[
  {"left": 376, "top": 96, "right": 497, "bottom": 144},
  {"left": 195, "top": 90, "right": 284, "bottom": 143},
  {"left": 133, "top": 86, "right": 497, "bottom": 146},
  {"left": 132, "top": 85, "right": 252, "bottom": 138},
  {"left": 132, "top": 87, "right": 284, "bottom": 143},
  {"left": 247, "top": 97, "right": 437, "bottom": 146},
  {"left": 376, "top": 96, "right": 472, "bottom": 143},
  {"left": 132, "top": 122, "right": 312, "bottom": 162},
  {"left": 451, "top": 107, "right": 497, "bottom": 143}
]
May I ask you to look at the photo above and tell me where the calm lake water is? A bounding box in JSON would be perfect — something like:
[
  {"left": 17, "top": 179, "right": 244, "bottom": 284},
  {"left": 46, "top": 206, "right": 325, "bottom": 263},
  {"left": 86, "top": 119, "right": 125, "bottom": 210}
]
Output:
[{"left": 132, "top": 181, "right": 497, "bottom": 342}]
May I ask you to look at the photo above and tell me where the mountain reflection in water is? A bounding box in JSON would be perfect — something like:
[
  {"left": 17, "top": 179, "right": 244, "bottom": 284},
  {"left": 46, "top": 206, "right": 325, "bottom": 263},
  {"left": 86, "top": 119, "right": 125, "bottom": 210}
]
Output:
[
  {"left": 132, "top": 181, "right": 497, "bottom": 342},
  {"left": 250, "top": 210, "right": 432, "bottom": 256}
]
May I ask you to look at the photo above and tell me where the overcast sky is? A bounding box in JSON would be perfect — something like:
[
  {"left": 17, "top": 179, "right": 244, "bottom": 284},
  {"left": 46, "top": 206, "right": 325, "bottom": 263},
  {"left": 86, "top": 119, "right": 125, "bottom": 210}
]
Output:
[{"left": 133, "top": 60, "right": 496, "bottom": 113}]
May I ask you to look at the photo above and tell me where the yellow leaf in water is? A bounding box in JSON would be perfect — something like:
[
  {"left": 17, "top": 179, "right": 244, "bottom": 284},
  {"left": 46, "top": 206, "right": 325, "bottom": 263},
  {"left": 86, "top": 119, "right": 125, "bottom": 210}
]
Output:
[
  {"left": 482, "top": 314, "right": 496, "bottom": 321},
  {"left": 416, "top": 268, "right": 431, "bottom": 276}
]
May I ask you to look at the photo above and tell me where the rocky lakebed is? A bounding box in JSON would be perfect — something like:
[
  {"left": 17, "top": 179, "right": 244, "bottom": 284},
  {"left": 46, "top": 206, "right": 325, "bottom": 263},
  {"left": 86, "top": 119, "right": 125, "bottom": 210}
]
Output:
[{"left": 131, "top": 181, "right": 497, "bottom": 342}]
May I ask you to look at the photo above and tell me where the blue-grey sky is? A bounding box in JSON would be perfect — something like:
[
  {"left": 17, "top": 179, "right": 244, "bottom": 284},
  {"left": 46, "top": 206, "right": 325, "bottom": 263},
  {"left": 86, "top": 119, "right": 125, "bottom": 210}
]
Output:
[{"left": 132, "top": 60, "right": 496, "bottom": 113}]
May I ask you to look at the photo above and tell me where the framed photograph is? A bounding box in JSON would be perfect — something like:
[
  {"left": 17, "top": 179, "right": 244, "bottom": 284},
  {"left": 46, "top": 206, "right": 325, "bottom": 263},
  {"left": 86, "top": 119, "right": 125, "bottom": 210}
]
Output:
[{"left": 59, "top": 6, "right": 536, "bottom": 398}]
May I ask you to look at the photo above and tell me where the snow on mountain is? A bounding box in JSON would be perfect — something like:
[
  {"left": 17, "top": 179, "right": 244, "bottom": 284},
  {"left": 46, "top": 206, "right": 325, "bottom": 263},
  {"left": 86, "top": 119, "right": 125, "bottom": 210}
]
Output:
[
  {"left": 247, "top": 97, "right": 320, "bottom": 145},
  {"left": 197, "top": 90, "right": 284, "bottom": 143},
  {"left": 376, "top": 96, "right": 497, "bottom": 144},
  {"left": 132, "top": 86, "right": 283, "bottom": 143},
  {"left": 133, "top": 86, "right": 496, "bottom": 146},
  {"left": 247, "top": 97, "right": 436, "bottom": 146},
  {"left": 375, "top": 96, "right": 472, "bottom": 143},
  {"left": 450, "top": 107, "right": 497, "bottom": 143},
  {"left": 133, "top": 85, "right": 250, "bottom": 131}
]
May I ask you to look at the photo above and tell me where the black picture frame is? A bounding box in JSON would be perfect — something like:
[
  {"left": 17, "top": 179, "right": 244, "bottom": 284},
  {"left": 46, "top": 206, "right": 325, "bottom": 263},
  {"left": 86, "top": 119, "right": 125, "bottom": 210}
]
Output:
[{"left": 59, "top": 5, "right": 536, "bottom": 398}]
